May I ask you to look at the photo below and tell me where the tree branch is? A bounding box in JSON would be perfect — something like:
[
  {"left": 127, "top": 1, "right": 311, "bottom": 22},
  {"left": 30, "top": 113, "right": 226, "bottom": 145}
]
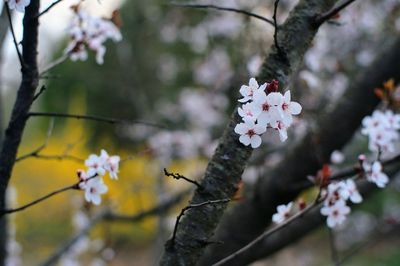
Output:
[
  {"left": 160, "top": 0, "right": 339, "bottom": 265},
  {"left": 273, "top": 0, "right": 282, "bottom": 54},
  {"left": 314, "top": 0, "right": 357, "bottom": 25},
  {"left": 164, "top": 168, "right": 203, "bottom": 189},
  {"left": 170, "top": 3, "right": 274, "bottom": 26},
  {"left": 0, "top": 175, "right": 97, "bottom": 217},
  {"left": 28, "top": 112, "right": 166, "bottom": 128},
  {"left": 36, "top": 0, "right": 64, "bottom": 18},
  {"left": 200, "top": 36, "right": 400, "bottom": 266}
]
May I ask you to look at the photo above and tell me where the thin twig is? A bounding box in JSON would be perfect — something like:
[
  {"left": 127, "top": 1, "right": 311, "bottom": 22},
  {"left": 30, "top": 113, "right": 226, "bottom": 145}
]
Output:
[
  {"left": 212, "top": 201, "right": 319, "bottom": 266},
  {"left": 36, "top": 0, "right": 64, "bottom": 18},
  {"left": 33, "top": 85, "right": 47, "bottom": 102},
  {"left": 4, "top": 3, "right": 24, "bottom": 68},
  {"left": 18, "top": 153, "right": 84, "bottom": 163},
  {"left": 28, "top": 112, "right": 166, "bottom": 128},
  {"left": 328, "top": 228, "right": 340, "bottom": 266},
  {"left": 164, "top": 168, "right": 203, "bottom": 189},
  {"left": 16, "top": 119, "right": 55, "bottom": 162},
  {"left": 170, "top": 3, "right": 274, "bottom": 26},
  {"left": 273, "top": 0, "right": 282, "bottom": 54},
  {"left": 169, "top": 199, "right": 230, "bottom": 247},
  {"left": 315, "top": 0, "right": 356, "bottom": 25},
  {"left": 39, "top": 54, "right": 68, "bottom": 76},
  {"left": 0, "top": 174, "right": 97, "bottom": 216}
]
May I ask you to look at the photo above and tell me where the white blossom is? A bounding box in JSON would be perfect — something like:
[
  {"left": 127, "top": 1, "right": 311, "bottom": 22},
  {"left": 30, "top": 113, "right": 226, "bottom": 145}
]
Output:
[
  {"left": 83, "top": 177, "right": 108, "bottom": 205},
  {"left": 238, "top": 78, "right": 265, "bottom": 103},
  {"left": 363, "top": 161, "right": 389, "bottom": 188},
  {"left": 281, "top": 91, "right": 302, "bottom": 126},
  {"left": 321, "top": 200, "right": 351, "bottom": 228},
  {"left": 65, "top": 9, "right": 122, "bottom": 64},
  {"left": 339, "top": 179, "right": 363, "bottom": 203},
  {"left": 234, "top": 120, "right": 266, "bottom": 148},
  {"left": 361, "top": 110, "right": 400, "bottom": 153},
  {"left": 6, "top": 0, "right": 30, "bottom": 13},
  {"left": 272, "top": 202, "right": 293, "bottom": 224}
]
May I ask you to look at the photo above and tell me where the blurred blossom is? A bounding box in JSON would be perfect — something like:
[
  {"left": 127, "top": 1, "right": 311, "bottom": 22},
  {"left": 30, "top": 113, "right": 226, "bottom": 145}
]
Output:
[
  {"left": 102, "top": 248, "right": 116, "bottom": 261},
  {"left": 330, "top": 150, "right": 345, "bottom": 164},
  {"left": 160, "top": 24, "right": 178, "bottom": 43},
  {"left": 246, "top": 55, "right": 263, "bottom": 76},
  {"left": 204, "top": 13, "right": 243, "bottom": 38},
  {"left": 299, "top": 70, "right": 320, "bottom": 90},
  {"left": 194, "top": 48, "right": 233, "bottom": 87},
  {"left": 242, "top": 166, "right": 259, "bottom": 185},
  {"left": 356, "top": 49, "right": 375, "bottom": 66},
  {"left": 158, "top": 54, "right": 179, "bottom": 83},
  {"left": 180, "top": 26, "right": 209, "bottom": 53},
  {"left": 180, "top": 89, "right": 226, "bottom": 128}
]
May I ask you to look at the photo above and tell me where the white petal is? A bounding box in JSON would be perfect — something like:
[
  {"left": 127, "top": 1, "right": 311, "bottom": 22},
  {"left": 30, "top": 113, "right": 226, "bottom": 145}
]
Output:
[
  {"left": 289, "top": 102, "right": 302, "bottom": 115},
  {"left": 250, "top": 135, "right": 262, "bottom": 148},
  {"left": 239, "top": 135, "right": 251, "bottom": 146},
  {"left": 249, "top": 78, "right": 259, "bottom": 89},
  {"left": 284, "top": 90, "right": 291, "bottom": 102},
  {"left": 234, "top": 123, "right": 248, "bottom": 135}
]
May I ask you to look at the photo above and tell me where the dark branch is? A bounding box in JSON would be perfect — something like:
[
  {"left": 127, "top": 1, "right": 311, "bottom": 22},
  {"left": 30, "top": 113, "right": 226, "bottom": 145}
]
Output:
[
  {"left": 0, "top": 175, "right": 97, "bottom": 217},
  {"left": 36, "top": 0, "right": 64, "bottom": 18},
  {"left": 213, "top": 201, "right": 318, "bottom": 266},
  {"left": 164, "top": 168, "right": 203, "bottom": 189},
  {"left": 170, "top": 3, "right": 274, "bottom": 26},
  {"left": 28, "top": 112, "right": 166, "bottom": 128},
  {"left": 33, "top": 85, "right": 47, "bottom": 102},
  {"left": 273, "top": 0, "right": 282, "bottom": 54},
  {"left": 315, "top": 0, "right": 356, "bottom": 25}
]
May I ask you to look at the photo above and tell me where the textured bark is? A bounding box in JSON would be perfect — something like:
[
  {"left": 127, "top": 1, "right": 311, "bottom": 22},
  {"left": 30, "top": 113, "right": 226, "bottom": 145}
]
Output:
[
  {"left": 0, "top": 2, "right": 40, "bottom": 265},
  {"left": 160, "top": 1, "right": 338, "bottom": 265},
  {"left": 200, "top": 37, "right": 400, "bottom": 265}
]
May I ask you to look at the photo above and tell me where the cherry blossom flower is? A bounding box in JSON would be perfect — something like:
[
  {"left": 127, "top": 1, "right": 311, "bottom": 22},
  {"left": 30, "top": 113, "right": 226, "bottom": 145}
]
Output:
[
  {"left": 65, "top": 9, "right": 122, "bottom": 65},
  {"left": 361, "top": 110, "right": 400, "bottom": 153},
  {"left": 281, "top": 91, "right": 302, "bottom": 126},
  {"left": 321, "top": 200, "right": 350, "bottom": 228},
  {"left": 339, "top": 179, "right": 363, "bottom": 203},
  {"left": 270, "top": 120, "right": 288, "bottom": 142},
  {"left": 234, "top": 120, "right": 266, "bottom": 148},
  {"left": 238, "top": 102, "right": 261, "bottom": 122},
  {"left": 272, "top": 202, "right": 293, "bottom": 224},
  {"left": 85, "top": 154, "right": 106, "bottom": 177},
  {"left": 238, "top": 78, "right": 266, "bottom": 103},
  {"left": 253, "top": 90, "right": 284, "bottom": 127},
  {"left": 83, "top": 178, "right": 108, "bottom": 205},
  {"left": 363, "top": 161, "right": 389, "bottom": 188},
  {"left": 101, "top": 150, "right": 120, "bottom": 180},
  {"left": 6, "top": 0, "right": 30, "bottom": 13}
]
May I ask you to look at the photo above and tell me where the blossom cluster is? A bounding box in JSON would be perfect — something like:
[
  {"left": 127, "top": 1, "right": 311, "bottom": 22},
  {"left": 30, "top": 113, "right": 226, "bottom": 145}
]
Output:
[
  {"left": 362, "top": 160, "right": 389, "bottom": 188},
  {"left": 77, "top": 150, "right": 120, "bottom": 205},
  {"left": 5, "top": 0, "right": 30, "bottom": 13},
  {"left": 320, "top": 179, "right": 362, "bottom": 228},
  {"left": 361, "top": 110, "right": 400, "bottom": 153},
  {"left": 65, "top": 7, "right": 122, "bottom": 64},
  {"left": 234, "top": 78, "right": 302, "bottom": 148}
]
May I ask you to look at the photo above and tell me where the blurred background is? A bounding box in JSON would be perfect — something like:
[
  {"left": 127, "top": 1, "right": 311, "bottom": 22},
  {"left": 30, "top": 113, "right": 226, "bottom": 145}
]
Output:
[{"left": 1, "top": 0, "right": 400, "bottom": 265}]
